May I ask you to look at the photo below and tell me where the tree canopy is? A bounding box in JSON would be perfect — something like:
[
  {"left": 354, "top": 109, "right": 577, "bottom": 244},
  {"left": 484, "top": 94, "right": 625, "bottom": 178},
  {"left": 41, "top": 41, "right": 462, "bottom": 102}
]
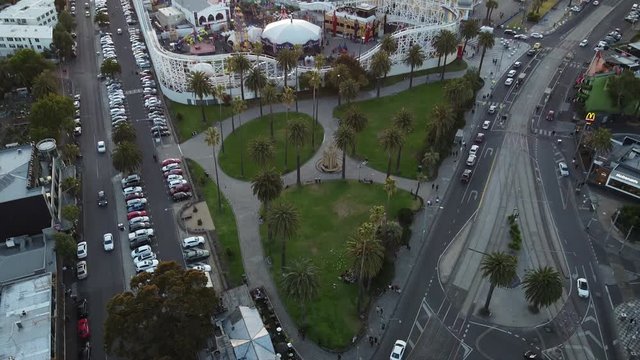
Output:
[
  {"left": 9, "top": 49, "right": 53, "bottom": 88},
  {"left": 29, "top": 93, "right": 74, "bottom": 141},
  {"left": 105, "top": 261, "right": 218, "bottom": 359}
]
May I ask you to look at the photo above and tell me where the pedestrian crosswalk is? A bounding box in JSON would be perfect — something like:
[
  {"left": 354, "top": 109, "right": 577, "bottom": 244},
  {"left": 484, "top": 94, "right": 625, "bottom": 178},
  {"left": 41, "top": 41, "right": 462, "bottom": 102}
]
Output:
[
  {"left": 476, "top": 101, "right": 504, "bottom": 110},
  {"left": 125, "top": 88, "right": 143, "bottom": 95}
]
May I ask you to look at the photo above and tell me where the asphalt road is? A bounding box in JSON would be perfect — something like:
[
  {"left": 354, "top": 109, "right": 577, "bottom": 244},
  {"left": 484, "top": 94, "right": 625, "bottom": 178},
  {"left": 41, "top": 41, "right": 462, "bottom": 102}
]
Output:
[
  {"left": 371, "top": 1, "right": 630, "bottom": 359},
  {"left": 67, "top": 0, "right": 185, "bottom": 358}
]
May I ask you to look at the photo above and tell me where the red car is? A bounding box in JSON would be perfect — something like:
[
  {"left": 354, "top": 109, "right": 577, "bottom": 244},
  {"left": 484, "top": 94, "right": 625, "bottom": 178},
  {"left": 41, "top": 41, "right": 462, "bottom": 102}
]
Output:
[
  {"left": 163, "top": 168, "right": 184, "bottom": 178},
  {"left": 161, "top": 158, "right": 182, "bottom": 167},
  {"left": 127, "top": 210, "right": 148, "bottom": 220},
  {"left": 125, "top": 192, "right": 145, "bottom": 201},
  {"left": 170, "top": 184, "right": 191, "bottom": 194},
  {"left": 77, "top": 318, "right": 90, "bottom": 340}
]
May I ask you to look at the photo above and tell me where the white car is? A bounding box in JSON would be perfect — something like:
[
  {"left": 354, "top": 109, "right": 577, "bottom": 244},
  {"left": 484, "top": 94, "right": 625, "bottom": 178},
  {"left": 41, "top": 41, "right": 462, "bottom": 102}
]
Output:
[
  {"left": 133, "top": 252, "right": 157, "bottom": 265},
  {"left": 558, "top": 162, "right": 569, "bottom": 177},
  {"left": 166, "top": 174, "right": 184, "bottom": 182},
  {"left": 168, "top": 179, "right": 188, "bottom": 188},
  {"left": 131, "top": 245, "right": 153, "bottom": 258},
  {"left": 129, "top": 216, "right": 151, "bottom": 225},
  {"left": 135, "top": 259, "right": 159, "bottom": 273},
  {"left": 126, "top": 198, "right": 148, "bottom": 207},
  {"left": 579, "top": 39, "right": 588, "bottom": 47},
  {"left": 77, "top": 241, "right": 88, "bottom": 259},
  {"left": 577, "top": 278, "right": 589, "bottom": 298},
  {"left": 128, "top": 228, "right": 155, "bottom": 240},
  {"left": 469, "top": 144, "right": 480, "bottom": 156},
  {"left": 531, "top": 32, "right": 544, "bottom": 39},
  {"left": 507, "top": 70, "right": 517, "bottom": 78},
  {"left": 97, "top": 141, "right": 106, "bottom": 153},
  {"left": 593, "top": 1, "right": 599, "bottom": 5},
  {"left": 488, "top": 105, "right": 497, "bottom": 114},
  {"left": 77, "top": 261, "right": 88, "bottom": 280},
  {"left": 504, "top": 78, "right": 514, "bottom": 86},
  {"left": 182, "top": 236, "right": 205, "bottom": 248},
  {"left": 188, "top": 263, "right": 212, "bottom": 272},
  {"left": 123, "top": 186, "right": 143, "bottom": 196},
  {"left": 514, "top": 34, "right": 529, "bottom": 40},
  {"left": 482, "top": 120, "right": 491, "bottom": 130},
  {"left": 103, "top": 233, "right": 114, "bottom": 251},
  {"left": 513, "top": 61, "right": 522, "bottom": 68},
  {"left": 162, "top": 163, "right": 181, "bottom": 172},
  {"left": 390, "top": 340, "right": 407, "bottom": 360}
]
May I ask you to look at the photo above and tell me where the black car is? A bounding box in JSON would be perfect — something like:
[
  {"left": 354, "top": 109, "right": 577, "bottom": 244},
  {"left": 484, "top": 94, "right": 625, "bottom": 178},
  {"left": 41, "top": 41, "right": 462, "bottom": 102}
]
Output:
[
  {"left": 97, "top": 191, "right": 108, "bottom": 206},
  {"left": 172, "top": 191, "right": 192, "bottom": 202},
  {"left": 77, "top": 298, "right": 88, "bottom": 318},
  {"left": 129, "top": 237, "right": 151, "bottom": 249},
  {"left": 129, "top": 221, "right": 152, "bottom": 232},
  {"left": 152, "top": 130, "right": 171, "bottom": 137}
]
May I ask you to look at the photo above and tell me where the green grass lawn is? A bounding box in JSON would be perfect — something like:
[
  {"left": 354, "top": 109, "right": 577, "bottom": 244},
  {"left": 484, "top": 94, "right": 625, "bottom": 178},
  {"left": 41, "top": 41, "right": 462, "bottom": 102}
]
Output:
[
  {"left": 334, "top": 82, "right": 445, "bottom": 179},
  {"left": 167, "top": 100, "right": 234, "bottom": 142},
  {"left": 585, "top": 76, "right": 639, "bottom": 114},
  {"left": 187, "top": 159, "right": 244, "bottom": 287},
  {"left": 262, "top": 181, "right": 420, "bottom": 349},
  {"left": 218, "top": 112, "right": 324, "bottom": 180}
]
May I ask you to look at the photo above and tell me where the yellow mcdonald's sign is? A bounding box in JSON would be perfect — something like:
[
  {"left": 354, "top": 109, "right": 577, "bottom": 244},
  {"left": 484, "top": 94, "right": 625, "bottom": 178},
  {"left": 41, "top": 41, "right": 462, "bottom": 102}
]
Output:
[{"left": 585, "top": 112, "right": 596, "bottom": 123}]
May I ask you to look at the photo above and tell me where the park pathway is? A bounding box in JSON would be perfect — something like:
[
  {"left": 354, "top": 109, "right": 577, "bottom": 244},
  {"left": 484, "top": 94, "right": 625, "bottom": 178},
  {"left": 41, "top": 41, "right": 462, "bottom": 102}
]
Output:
[{"left": 180, "top": 46, "right": 525, "bottom": 359}]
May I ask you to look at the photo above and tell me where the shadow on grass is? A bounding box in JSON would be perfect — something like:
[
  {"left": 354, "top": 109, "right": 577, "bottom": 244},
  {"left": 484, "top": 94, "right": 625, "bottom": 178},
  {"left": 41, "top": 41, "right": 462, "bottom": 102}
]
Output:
[{"left": 187, "top": 159, "right": 245, "bottom": 287}]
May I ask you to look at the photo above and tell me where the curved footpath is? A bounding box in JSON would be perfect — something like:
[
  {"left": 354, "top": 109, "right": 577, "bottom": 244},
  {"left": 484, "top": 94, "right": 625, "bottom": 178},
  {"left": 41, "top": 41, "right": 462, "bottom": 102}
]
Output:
[{"left": 165, "top": 14, "right": 569, "bottom": 357}]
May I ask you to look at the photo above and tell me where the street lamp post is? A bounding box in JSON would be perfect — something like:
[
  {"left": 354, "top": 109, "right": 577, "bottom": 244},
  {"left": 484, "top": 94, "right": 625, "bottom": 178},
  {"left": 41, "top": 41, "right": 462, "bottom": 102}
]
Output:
[
  {"left": 619, "top": 225, "right": 635, "bottom": 253},
  {"left": 604, "top": 209, "right": 621, "bottom": 246}
]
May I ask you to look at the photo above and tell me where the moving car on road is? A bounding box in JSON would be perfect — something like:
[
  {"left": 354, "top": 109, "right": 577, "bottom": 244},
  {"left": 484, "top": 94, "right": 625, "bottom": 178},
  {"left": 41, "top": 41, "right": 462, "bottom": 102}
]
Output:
[
  {"left": 558, "top": 162, "right": 569, "bottom": 177},
  {"left": 97, "top": 141, "right": 106, "bottom": 153},
  {"left": 577, "top": 278, "right": 589, "bottom": 298},
  {"left": 460, "top": 169, "right": 472, "bottom": 184},
  {"left": 390, "top": 340, "right": 407, "bottom": 359},
  {"left": 97, "top": 191, "right": 108, "bottom": 206},
  {"left": 482, "top": 120, "right": 491, "bottom": 130},
  {"left": 103, "top": 233, "right": 114, "bottom": 251}
]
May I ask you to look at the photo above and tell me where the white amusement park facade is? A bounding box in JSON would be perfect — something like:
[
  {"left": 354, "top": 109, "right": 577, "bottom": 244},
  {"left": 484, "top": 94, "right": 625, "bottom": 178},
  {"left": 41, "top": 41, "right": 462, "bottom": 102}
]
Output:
[{"left": 133, "top": 0, "right": 468, "bottom": 105}]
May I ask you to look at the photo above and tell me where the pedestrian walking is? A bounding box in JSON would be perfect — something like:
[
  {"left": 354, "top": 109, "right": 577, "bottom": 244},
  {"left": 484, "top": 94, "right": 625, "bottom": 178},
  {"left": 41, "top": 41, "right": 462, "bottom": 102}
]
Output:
[
  {"left": 376, "top": 306, "right": 381, "bottom": 314},
  {"left": 436, "top": 184, "right": 439, "bottom": 191},
  {"left": 432, "top": 183, "right": 435, "bottom": 189},
  {"left": 338, "top": 355, "right": 342, "bottom": 360},
  {"left": 374, "top": 337, "right": 378, "bottom": 344},
  {"left": 380, "top": 307, "right": 384, "bottom": 315}
]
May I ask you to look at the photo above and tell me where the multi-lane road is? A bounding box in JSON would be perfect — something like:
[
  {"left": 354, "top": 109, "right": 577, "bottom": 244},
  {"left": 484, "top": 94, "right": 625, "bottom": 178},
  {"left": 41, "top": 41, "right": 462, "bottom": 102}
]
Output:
[
  {"left": 373, "top": 1, "right": 632, "bottom": 359},
  {"left": 66, "top": 0, "right": 186, "bottom": 357}
]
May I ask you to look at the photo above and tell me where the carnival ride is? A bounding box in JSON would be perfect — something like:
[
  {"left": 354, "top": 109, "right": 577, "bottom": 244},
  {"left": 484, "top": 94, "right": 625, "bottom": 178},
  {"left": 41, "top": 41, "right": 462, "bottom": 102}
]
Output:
[{"left": 132, "top": 0, "right": 462, "bottom": 104}]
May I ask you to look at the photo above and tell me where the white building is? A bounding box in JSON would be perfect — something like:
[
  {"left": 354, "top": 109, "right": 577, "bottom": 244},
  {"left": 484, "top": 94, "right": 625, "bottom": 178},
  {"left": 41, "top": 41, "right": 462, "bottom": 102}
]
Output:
[
  {"left": 157, "top": 6, "right": 185, "bottom": 28},
  {"left": 171, "top": 0, "right": 229, "bottom": 30},
  {"left": 0, "top": 25, "right": 53, "bottom": 57},
  {"left": 0, "top": 0, "right": 56, "bottom": 57},
  {"left": 0, "top": 0, "right": 57, "bottom": 26}
]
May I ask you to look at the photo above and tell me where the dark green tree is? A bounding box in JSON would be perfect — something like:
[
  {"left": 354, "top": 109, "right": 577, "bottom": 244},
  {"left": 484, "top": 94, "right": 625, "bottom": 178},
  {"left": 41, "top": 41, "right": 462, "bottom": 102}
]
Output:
[
  {"left": 342, "top": 108, "right": 368, "bottom": 154},
  {"left": 29, "top": 93, "right": 74, "bottom": 141},
  {"left": 245, "top": 66, "right": 267, "bottom": 116},
  {"left": 100, "top": 58, "right": 122, "bottom": 78},
  {"left": 53, "top": 232, "right": 76, "bottom": 264},
  {"left": 379, "top": 127, "right": 404, "bottom": 177},
  {"left": 52, "top": 24, "right": 74, "bottom": 59},
  {"left": 434, "top": 29, "right": 458, "bottom": 80},
  {"left": 252, "top": 167, "right": 283, "bottom": 250},
  {"left": 269, "top": 201, "right": 300, "bottom": 271},
  {"left": 333, "top": 124, "right": 355, "bottom": 180},
  {"left": 248, "top": 136, "right": 275, "bottom": 168},
  {"left": 287, "top": 119, "right": 308, "bottom": 186},
  {"left": 187, "top": 70, "right": 213, "bottom": 125},
  {"left": 112, "top": 141, "right": 142, "bottom": 174},
  {"left": 404, "top": 44, "right": 425, "bottom": 89},
  {"left": 112, "top": 122, "right": 137, "bottom": 144},
  {"left": 105, "top": 261, "right": 218, "bottom": 359},
  {"left": 522, "top": 266, "right": 563, "bottom": 312},
  {"left": 477, "top": 31, "right": 495, "bottom": 74},
  {"left": 370, "top": 50, "right": 391, "bottom": 98},
  {"left": 61, "top": 204, "right": 80, "bottom": 223},
  {"left": 31, "top": 69, "right": 58, "bottom": 99},
  {"left": 480, "top": 252, "right": 517, "bottom": 314},
  {"left": 281, "top": 258, "right": 319, "bottom": 326},
  {"left": 57, "top": 10, "right": 76, "bottom": 32},
  {"left": 9, "top": 48, "right": 53, "bottom": 88}
]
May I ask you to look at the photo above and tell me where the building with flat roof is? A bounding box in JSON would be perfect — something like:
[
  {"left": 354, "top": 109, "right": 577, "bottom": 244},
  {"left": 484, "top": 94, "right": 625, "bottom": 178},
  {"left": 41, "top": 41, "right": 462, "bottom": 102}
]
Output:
[
  {"left": 0, "top": 273, "right": 54, "bottom": 360},
  {"left": 0, "top": 142, "right": 63, "bottom": 242},
  {"left": 171, "top": 0, "right": 228, "bottom": 29},
  {"left": 0, "top": 24, "right": 53, "bottom": 57},
  {"left": 0, "top": 0, "right": 56, "bottom": 56},
  {"left": 0, "top": 0, "right": 57, "bottom": 26}
]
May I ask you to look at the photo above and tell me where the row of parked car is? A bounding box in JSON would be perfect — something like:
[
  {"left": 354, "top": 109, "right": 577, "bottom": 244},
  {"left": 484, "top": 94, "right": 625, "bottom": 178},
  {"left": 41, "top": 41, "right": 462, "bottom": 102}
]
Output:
[
  {"left": 160, "top": 158, "right": 194, "bottom": 201},
  {"left": 120, "top": 0, "right": 138, "bottom": 25},
  {"left": 626, "top": 3, "right": 640, "bottom": 23},
  {"left": 129, "top": 27, "right": 151, "bottom": 69},
  {"left": 594, "top": 28, "right": 623, "bottom": 51}
]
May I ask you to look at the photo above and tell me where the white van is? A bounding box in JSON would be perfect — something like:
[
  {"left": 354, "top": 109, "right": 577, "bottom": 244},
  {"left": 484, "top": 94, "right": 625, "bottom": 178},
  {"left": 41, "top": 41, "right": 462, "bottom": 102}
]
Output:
[{"left": 466, "top": 155, "right": 477, "bottom": 166}]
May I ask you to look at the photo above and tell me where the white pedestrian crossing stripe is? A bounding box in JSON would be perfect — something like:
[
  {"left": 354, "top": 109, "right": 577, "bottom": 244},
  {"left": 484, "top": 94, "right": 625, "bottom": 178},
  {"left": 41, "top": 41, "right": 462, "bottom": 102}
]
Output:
[{"left": 125, "top": 88, "right": 143, "bottom": 95}]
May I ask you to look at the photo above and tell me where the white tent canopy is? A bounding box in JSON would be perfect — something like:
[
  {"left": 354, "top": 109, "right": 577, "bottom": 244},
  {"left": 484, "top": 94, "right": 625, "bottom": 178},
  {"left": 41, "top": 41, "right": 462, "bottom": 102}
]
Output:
[
  {"left": 222, "top": 306, "right": 276, "bottom": 360},
  {"left": 261, "top": 18, "right": 321, "bottom": 45}
]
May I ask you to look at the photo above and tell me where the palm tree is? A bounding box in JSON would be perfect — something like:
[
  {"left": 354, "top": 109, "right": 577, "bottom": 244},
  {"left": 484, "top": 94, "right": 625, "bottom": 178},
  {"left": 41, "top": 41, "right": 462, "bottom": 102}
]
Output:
[
  {"left": 287, "top": 119, "right": 308, "bottom": 186},
  {"left": 477, "top": 31, "right": 495, "bottom": 74},
  {"left": 61, "top": 177, "right": 81, "bottom": 197},
  {"left": 112, "top": 141, "right": 142, "bottom": 174},
  {"left": 232, "top": 97, "right": 248, "bottom": 176},
  {"left": 262, "top": 83, "right": 278, "bottom": 138},
  {"left": 404, "top": 44, "right": 425, "bottom": 89},
  {"left": 112, "top": 122, "right": 136, "bottom": 145},
  {"left": 421, "top": 150, "right": 440, "bottom": 179},
  {"left": 328, "top": 63, "right": 350, "bottom": 106},
  {"left": 245, "top": 67, "right": 267, "bottom": 117},
  {"left": 32, "top": 70, "right": 58, "bottom": 98},
  {"left": 461, "top": 19, "right": 480, "bottom": 55},
  {"left": 251, "top": 167, "right": 283, "bottom": 248},
  {"left": 204, "top": 127, "right": 223, "bottom": 209},
  {"left": 281, "top": 258, "right": 319, "bottom": 325},
  {"left": 522, "top": 266, "right": 563, "bottom": 312},
  {"left": 313, "top": 55, "right": 325, "bottom": 129},
  {"left": 292, "top": 44, "right": 303, "bottom": 112},
  {"left": 308, "top": 70, "right": 322, "bottom": 148},
  {"left": 370, "top": 50, "right": 391, "bottom": 98},
  {"left": 384, "top": 176, "right": 397, "bottom": 212},
  {"left": 532, "top": 0, "right": 544, "bottom": 13},
  {"left": 484, "top": 0, "right": 498, "bottom": 22},
  {"left": 269, "top": 201, "right": 300, "bottom": 270},
  {"left": 229, "top": 53, "right": 251, "bottom": 100},
  {"left": 347, "top": 221, "right": 385, "bottom": 311},
  {"left": 248, "top": 136, "right": 275, "bottom": 168},
  {"left": 380, "top": 34, "right": 398, "bottom": 54},
  {"left": 333, "top": 125, "right": 355, "bottom": 180},
  {"left": 379, "top": 127, "right": 404, "bottom": 177},
  {"left": 393, "top": 108, "right": 414, "bottom": 172},
  {"left": 213, "top": 84, "right": 227, "bottom": 153},
  {"left": 435, "top": 30, "right": 458, "bottom": 81},
  {"left": 480, "top": 252, "right": 517, "bottom": 315},
  {"left": 339, "top": 78, "right": 360, "bottom": 105},
  {"left": 276, "top": 48, "right": 298, "bottom": 88},
  {"left": 60, "top": 143, "right": 79, "bottom": 164},
  {"left": 281, "top": 87, "right": 296, "bottom": 168},
  {"left": 430, "top": 103, "right": 454, "bottom": 144},
  {"left": 187, "top": 70, "right": 213, "bottom": 124},
  {"left": 444, "top": 78, "right": 474, "bottom": 109},
  {"left": 343, "top": 108, "right": 368, "bottom": 154}
]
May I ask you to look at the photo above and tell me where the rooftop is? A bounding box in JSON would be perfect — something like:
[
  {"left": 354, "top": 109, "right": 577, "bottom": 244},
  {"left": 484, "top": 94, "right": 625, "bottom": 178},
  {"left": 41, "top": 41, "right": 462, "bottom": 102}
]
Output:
[
  {"left": 173, "top": 0, "right": 226, "bottom": 13},
  {"left": 0, "top": 273, "right": 53, "bottom": 360},
  {"left": 0, "top": 233, "right": 52, "bottom": 283},
  {"left": 0, "top": 0, "right": 55, "bottom": 19},
  {"left": 0, "top": 24, "right": 52, "bottom": 38},
  {"left": 0, "top": 145, "right": 41, "bottom": 204}
]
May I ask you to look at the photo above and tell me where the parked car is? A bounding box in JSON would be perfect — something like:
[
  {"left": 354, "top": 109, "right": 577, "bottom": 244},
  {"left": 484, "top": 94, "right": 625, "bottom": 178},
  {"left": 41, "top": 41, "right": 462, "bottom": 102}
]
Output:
[
  {"left": 129, "top": 229, "right": 155, "bottom": 241},
  {"left": 163, "top": 169, "right": 184, "bottom": 177},
  {"left": 182, "top": 236, "right": 205, "bottom": 248},
  {"left": 121, "top": 174, "right": 141, "bottom": 188},
  {"left": 77, "top": 298, "right": 88, "bottom": 318},
  {"left": 77, "top": 241, "right": 88, "bottom": 259},
  {"left": 129, "top": 216, "right": 150, "bottom": 226},
  {"left": 129, "top": 222, "right": 152, "bottom": 232},
  {"left": 188, "top": 263, "right": 212, "bottom": 272},
  {"left": 170, "top": 184, "right": 192, "bottom": 194},
  {"left": 129, "top": 237, "right": 151, "bottom": 249},
  {"left": 183, "top": 249, "right": 210, "bottom": 262},
  {"left": 135, "top": 259, "right": 159, "bottom": 272},
  {"left": 126, "top": 198, "right": 148, "bottom": 207},
  {"left": 162, "top": 163, "right": 181, "bottom": 172},
  {"left": 133, "top": 252, "right": 157, "bottom": 265},
  {"left": 161, "top": 158, "right": 182, "bottom": 167},
  {"left": 123, "top": 186, "right": 143, "bottom": 196},
  {"left": 131, "top": 245, "right": 153, "bottom": 258},
  {"left": 77, "top": 261, "right": 88, "bottom": 280},
  {"left": 172, "top": 192, "right": 192, "bottom": 202},
  {"left": 77, "top": 318, "right": 90, "bottom": 340},
  {"left": 127, "top": 210, "right": 148, "bottom": 220},
  {"left": 125, "top": 192, "right": 145, "bottom": 201}
]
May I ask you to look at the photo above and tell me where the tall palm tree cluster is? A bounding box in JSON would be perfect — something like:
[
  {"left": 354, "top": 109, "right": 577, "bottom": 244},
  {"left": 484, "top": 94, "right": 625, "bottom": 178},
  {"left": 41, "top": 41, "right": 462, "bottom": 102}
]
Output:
[{"left": 481, "top": 252, "right": 564, "bottom": 315}]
